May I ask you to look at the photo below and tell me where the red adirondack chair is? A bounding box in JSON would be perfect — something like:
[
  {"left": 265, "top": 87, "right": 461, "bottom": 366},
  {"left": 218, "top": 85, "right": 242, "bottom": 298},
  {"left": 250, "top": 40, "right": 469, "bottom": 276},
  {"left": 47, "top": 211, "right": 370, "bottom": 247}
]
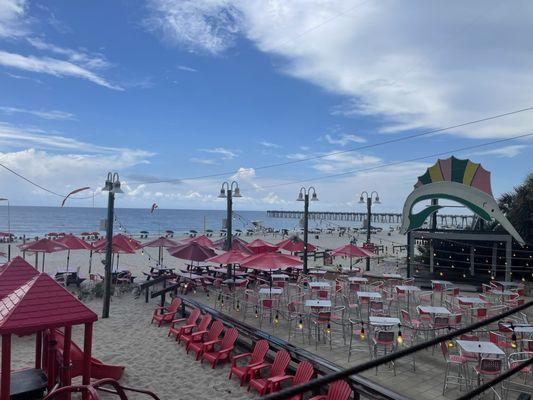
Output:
[
  {"left": 309, "top": 380, "right": 352, "bottom": 400},
  {"left": 179, "top": 314, "right": 212, "bottom": 347},
  {"left": 248, "top": 349, "right": 291, "bottom": 395},
  {"left": 151, "top": 298, "right": 182, "bottom": 327},
  {"left": 267, "top": 361, "right": 314, "bottom": 398},
  {"left": 201, "top": 328, "right": 239, "bottom": 368},
  {"left": 167, "top": 308, "right": 200, "bottom": 340},
  {"left": 187, "top": 320, "right": 224, "bottom": 359},
  {"left": 229, "top": 339, "right": 269, "bottom": 386}
]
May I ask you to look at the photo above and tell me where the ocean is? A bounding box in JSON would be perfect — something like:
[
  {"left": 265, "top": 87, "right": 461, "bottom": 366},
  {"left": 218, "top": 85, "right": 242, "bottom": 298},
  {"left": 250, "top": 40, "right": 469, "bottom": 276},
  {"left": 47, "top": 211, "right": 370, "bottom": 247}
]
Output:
[{"left": 0, "top": 206, "right": 372, "bottom": 238}]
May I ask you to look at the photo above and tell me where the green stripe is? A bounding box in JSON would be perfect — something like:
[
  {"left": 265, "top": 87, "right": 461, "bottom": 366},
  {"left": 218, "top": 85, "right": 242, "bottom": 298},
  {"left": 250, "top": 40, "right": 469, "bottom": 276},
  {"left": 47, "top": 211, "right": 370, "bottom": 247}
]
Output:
[{"left": 451, "top": 156, "right": 468, "bottom": 183}]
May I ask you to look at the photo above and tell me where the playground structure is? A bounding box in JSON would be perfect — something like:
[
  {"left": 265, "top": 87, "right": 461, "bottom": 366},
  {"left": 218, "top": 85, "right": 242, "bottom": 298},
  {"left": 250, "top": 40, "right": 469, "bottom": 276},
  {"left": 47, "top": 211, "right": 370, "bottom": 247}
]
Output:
[{"left": 0, "top": 257, "right": 128, "bottom": 400}]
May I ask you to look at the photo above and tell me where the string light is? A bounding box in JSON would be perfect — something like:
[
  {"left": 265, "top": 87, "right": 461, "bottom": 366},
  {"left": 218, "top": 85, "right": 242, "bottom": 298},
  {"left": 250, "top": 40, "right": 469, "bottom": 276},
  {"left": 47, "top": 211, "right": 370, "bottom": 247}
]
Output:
[
  {"left": 326, "top": 323, "right": 331, "bottom": 334},
  {"left": 274, "top": 313, "right": 280, "bottom": 325},
  {"left": 511, "top": 333, "right": 517, "bottom": 349},
  {"left": 360, "top": 325, "right": 366, "bottom": 341},
  {"left": 298, "top": 316, "right": 304, "bottom": 330},
  {"left": 397, "top": 325, "right": 403, "bottom": 345},
  {"left": 255, "top": 307, "right": 259, "bottom": 319},
  {"left": 236, "top": 300, "right": 240, "bottom": 312}
]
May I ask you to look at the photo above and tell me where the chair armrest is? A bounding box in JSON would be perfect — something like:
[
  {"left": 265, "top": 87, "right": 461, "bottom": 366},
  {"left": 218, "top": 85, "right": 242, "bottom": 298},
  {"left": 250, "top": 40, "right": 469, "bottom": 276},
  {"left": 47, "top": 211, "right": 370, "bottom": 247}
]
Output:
[
  {"left": 231, "top": 352, "right": 251, "bottom": 365},
  {"left": 267, "top": 374, "right": 293, "bottom": 385},
  {"left": 202, "top": 339, "right": 221, "bottom": 349},
  {"left": 190, "top": 329, "right": 208, "bottom": 338},
  {"left": 248, "top": 362, "right": 271, "bottom": 374},
  {"left": 171, "top": 317, "right": 186, "bottom": 324},
  {"left": 179, "top": 323, "right": 196, "bottom": 331}
]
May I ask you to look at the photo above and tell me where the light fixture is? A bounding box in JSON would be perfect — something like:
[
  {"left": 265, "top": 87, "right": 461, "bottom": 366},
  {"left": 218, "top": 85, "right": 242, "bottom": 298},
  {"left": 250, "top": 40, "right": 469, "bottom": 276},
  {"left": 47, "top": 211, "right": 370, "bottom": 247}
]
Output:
[
  {"left": 274, "top": 313, "right": 279, "bottom": 325},
  {"left": 360, "top": 326, "right": 366, "bottom": 341},
  {"left": 447, "top": 340, "right": 455, "bottom": 348},
  {"left": 511, "top": 333, "right": 517, "bottom": 349},
  {"left": 374, "top": 195, "right": 380, "bottom": 204},
  {"left": 218, "top": 188, "right": 226, "bottom": 198},
  {"left": 297, "top": 191, "right": 304, "bottom": 201},
  {"left": 359, "top": 196, "right": 365, "bottom": 204},
  {"left": 326, "top": 323, "right": 331, "bottom": 334},
  {"left": 397, "top": 326, "right": 403, "bottom": 345},
  {"left": 311, "top": 191, "right": 318, "bottom": 201},
  {"left": 298, "top": 316, "right": 304, "bottom": 330},
  {"left": 233, "top": 186, "right": 242, "bottom": 198}
]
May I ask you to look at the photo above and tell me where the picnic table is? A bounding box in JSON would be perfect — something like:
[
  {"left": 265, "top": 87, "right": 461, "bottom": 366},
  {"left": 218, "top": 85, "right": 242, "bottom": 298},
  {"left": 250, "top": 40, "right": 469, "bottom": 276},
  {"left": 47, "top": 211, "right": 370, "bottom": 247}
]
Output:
[
  {"left": 417, "top": 306, "right": 451, "bottom": 315},
  {"left": 271, "top": 273, "right": 289, "bottom": 280},
  {"left": 177, "top": 272, "right": 203, "bottom": 281},
  {"left": 304, "top": 299, "right": 332, "bottom": 308},
  {"left": 369, "top": 316, "right": 401, "bottom": 327}
]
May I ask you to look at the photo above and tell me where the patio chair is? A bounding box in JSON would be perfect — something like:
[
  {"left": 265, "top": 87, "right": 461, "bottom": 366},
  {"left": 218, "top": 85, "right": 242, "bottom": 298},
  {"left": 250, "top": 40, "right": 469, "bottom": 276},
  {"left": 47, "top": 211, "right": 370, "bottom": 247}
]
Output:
[
  {"left": 440, "top": 341, "right": 468, "bottom": 394},
  {"left": 242, "top": 290, "right": 259, "bottom": 321},
  {"left": 309, "top": 380, "right": 352, "bottom": 400},
  {"left": 489, "top": 331, "right": 514, "bottom": 354},
  {"left": 473, "top": 358, "right": 503, "bottom": 398},
  {"left": 187, "top": 320, "right": 224, "bottom": 359},
  {"left": 259, "top": 298, "right": 279, "bottom": 329},
  {"left": 372, "top": 330, "right": 396, "bottom": 375},
  {"left": 201, "top": 327, "right": 239, "bottom": 368},
  {"left": 287, "top": 302, "right": 306, "bottom": 343},
  {"left": 267, "top": 361, "right": 314, "bottom": 399},
  {"left": 229, "top": 339, "right": 269, "bottom": 386},
  {"left": 248, "top": 349, "right": 291, "bottom": 395},
  {"left": 151, "top": 297, "right": 182, "bottom": 327},
  {"left": 167, "top": 308, "right": 200, "bottom": 340},
  {"left": 310, "top": 311, "right": 332, "bottom": 350},
  {"left": 507, "top": 352, "right": 532, "bottom": 385},
  {"left": 177, "top": 313, "right": 212, "bottom": 345}
]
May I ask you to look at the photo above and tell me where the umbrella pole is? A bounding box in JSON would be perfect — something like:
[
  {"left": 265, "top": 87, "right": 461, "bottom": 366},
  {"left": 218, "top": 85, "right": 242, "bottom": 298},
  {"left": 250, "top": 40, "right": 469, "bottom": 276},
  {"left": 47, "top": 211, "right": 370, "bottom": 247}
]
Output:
[
  {"left": 161, "top": 246, "right": 164, "bottom": 266},
  {"left": 66, "top": 249, "right": 71, "bottom": 272},
  {"left": 42, "top": 253, "right": 45, "bottom": 273},
  {"left": 88, "top": 250, "right": 93, "bottom": 274},
  {"left": 350, "top": 256, "right": 352, "bottom": 271},
  {"left": 117, "top": 253, "right": 120, "bottom": 271},
  {"left": 35, "top": 252, "right": 38, "bottom": 269}
]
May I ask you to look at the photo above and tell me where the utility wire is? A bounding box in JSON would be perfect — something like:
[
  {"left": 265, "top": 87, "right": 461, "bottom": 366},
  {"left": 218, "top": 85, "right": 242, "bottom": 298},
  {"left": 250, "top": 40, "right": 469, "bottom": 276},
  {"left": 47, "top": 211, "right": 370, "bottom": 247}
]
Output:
[{"left": 129, "top": 106, "right": 533, "bottom": 185}]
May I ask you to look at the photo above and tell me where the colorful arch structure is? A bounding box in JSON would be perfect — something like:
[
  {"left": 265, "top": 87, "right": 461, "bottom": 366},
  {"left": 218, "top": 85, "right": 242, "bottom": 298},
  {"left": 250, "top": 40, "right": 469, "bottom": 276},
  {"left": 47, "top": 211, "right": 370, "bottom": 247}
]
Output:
[{"left": 400, "top": 156, "right": 525, "bottom": 246}]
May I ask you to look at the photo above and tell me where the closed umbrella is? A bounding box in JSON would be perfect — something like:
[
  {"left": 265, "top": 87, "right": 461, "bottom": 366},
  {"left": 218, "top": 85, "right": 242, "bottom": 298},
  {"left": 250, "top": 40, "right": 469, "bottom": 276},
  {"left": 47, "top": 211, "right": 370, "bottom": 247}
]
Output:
[
  {"left": 141, "top": 236, "right": 179, "bottom": 265},
  {"left": 330, "top": 243, "right": 374, "bottom": 270},
  {"left": 19, "top": 238, "right": 69, "bottom": 272},
  {"left": 246, "top": 239, "right": 278, "bottom": 254},
  {"left": 56, "top": 234, "right": 91, "bottom": 271}
]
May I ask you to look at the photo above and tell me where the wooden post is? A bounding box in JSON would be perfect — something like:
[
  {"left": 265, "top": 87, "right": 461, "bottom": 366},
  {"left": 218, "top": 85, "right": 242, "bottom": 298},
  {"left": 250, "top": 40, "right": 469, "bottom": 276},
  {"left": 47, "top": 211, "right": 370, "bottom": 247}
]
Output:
[
  {"left": 82, "top": 323, "right": 93, "bottom": 396},
  {"left": 1, "top": 334, "right": 11, "bottom": 400},
  {"left": 63, "top": 326, "right": 72, "bottom": 399}
]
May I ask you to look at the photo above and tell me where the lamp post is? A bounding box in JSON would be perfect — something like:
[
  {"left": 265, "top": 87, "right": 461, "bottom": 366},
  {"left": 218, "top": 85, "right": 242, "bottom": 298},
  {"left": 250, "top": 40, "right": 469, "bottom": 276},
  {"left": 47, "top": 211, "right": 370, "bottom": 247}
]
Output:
[
  {"left": 0, "top": 198, "right": 10, "bottom": 261},
  {"left": 218, "top": 181, "right": 242, "bottom": 277},
  {"left": 359, "top": 191, "right": 380, "bottom": 271},
  {"left": 297, "top": 187, "right": 318, "bottom": 275},
  {"left": 101, "top": 172, "right": 123, "bottom": 319}
]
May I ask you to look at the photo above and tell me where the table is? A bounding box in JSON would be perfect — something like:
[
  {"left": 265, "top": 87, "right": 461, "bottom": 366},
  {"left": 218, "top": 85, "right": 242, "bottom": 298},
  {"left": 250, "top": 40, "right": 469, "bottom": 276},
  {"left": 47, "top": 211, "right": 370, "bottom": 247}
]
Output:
[
  {"left": 456, "top": 340, "right": 505, "bottom": 384},
  {"left": 177, "top": 272, "right": 203, "bottom": 280},
  {"left": 502, "top": 324, "right": 533, "bottom": 334},
  {"left": 349, "top": 277, "right": 368, "bottom": 283},
  {"left": 495, "top": 281, "right": 520, "bottom": 288},
  {"left": 309, "top": 281, "right": 331, "bottom": 289},
  {"left": 417, "top": 306, "right": 451, "bottom": 315},
  {"left": 309, "top": 270, "right": 327, "bottom": 275},
  {"left": 271, "top": 273, "right": 289, "bottom": 280},
  {"left": 431, "top": 280, "right": 453, "bottom": 303},
  {"left": 457, "top": 296, "right": 488, "bottom": 305},
  {"left": 382, "top": 273, "right": 402, "bottom": 279},
  {"left": 369, "top": 316, "right": 401, "bottom": 327},
  {"left": 259, "top": 288, "right": 283, "bottom": 295},
  {"left": 357, "top": 291, "right": 382, "bottom": 317},
  {"left": 304, "top": 299, "right": 332, "bottom": 308},
  {"left": 223, "top": 278, "right": 246, "bottom": 285}
]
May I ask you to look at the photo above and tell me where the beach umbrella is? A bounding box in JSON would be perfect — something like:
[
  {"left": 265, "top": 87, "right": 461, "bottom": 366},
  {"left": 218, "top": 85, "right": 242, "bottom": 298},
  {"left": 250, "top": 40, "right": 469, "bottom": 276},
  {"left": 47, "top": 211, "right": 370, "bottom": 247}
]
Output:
[
  {"left": 142, "top": 236, "right": 179, "bottom": 265},
  {"left": 276, "top": 237, "right": 316, "bottom": 253},
  {"left": 168, "top": 242, "right": 216, "bottom": 261},
  {"left": 330, "top": 243, "right": 374, "bottom": 270},
  {"left": 206, "top": 249, "right": 249, "bottom": 280},
  {"left": 246, "top": 239, "right": 278, "bottom": 254},
  {"left": 19, "top": 238, "right": 69, "bottom": 272},
  {"left": 93, "top": 234, "right": 137, "bottom": 271},
  {"left": 241, "top": 252, "right": 302, "bottom": 292},
  {"left": 56, "top": 234, "right": 91, "bottom": 271},
  {"left": 182, "top": 234, "right": 213, "bottom": 248},
  {"left": 212, "top": 236, "right": 251, "bottom": 253}
]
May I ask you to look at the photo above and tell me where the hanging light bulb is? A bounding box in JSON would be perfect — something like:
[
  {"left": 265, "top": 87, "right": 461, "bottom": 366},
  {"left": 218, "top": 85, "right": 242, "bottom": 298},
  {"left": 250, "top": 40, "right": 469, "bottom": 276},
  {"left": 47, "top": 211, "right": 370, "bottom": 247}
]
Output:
[
  {"left": 360, "top": 326, "right": 366, "bottom": 341},
  {"left": 522, "top": 277, "right": 526, "bottom": 282},
  {"left": 255, "top": 307, "right": 259, "bottom": 319},
  {"left": 511, "top": 333, "right": 517, "bottom": 349},
  {"left": 397, "top": 326, "right": 403, "bottom": 345},
  {"left": 439, "top": 271, "right": 443, "bottom": 277},
  {"left": 141, "top": 250, "right": 144, "bottom": 255},
  {"left": 326, "top": 323, "right": 331, "bottom": 334},
  {"left": 447, "top": 340, "right": 455, "bottom": 348},
  {"left": 274, "top": 313, "right": 280, "bottom": 325},
  {"left": 236, "top": 300, "right": 240, "bottom": 312},
  {"left": 298, "top": 316, "right": 304, "bottom": 330}
]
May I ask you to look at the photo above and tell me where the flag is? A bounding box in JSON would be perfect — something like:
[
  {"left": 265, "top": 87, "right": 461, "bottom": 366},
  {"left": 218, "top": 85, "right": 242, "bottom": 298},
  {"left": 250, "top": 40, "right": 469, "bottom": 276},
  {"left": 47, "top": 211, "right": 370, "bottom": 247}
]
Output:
[
  {"left": 61, "top": 187, "right": 90, "bottom": 207},
  {"left": 150, "top": 203, "right": 158, "bottom": 213}
]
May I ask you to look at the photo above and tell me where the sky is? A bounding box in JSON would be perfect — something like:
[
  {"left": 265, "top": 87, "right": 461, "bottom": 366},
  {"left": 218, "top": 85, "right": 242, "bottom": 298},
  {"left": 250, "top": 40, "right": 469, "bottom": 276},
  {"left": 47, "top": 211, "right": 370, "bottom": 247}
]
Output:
[{"left": 0, "top": 0, "right": 531, "bottom": 212}]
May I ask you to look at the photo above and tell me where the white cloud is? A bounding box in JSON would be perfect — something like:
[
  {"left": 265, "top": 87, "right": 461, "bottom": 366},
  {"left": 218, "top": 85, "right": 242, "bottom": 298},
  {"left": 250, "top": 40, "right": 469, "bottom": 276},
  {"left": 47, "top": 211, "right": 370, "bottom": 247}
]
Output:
[
  {"left": 147, "top": 0, "right": 533, "bottom": 139},
  {"left": 0, "top": 106, "right": 75, "bottom": 120},
  {"left": 286, "top": 153, "right": 307, "bottom": 160},
  {"left": 0, "top": 50, "right": 123, "bottom": 90},
  {"left": 145, "top": 0, "right": 242, "bottom": 54},
  {"left": 177, "top": 65, "right": 197, "bottom": 72},
  {"left": 260, "top": 141, "right": 280, "bottom": 148},
  {"left": 313, "top": 151, "right": 381, "bottom": 173},
  {"left": 471, "top": 145, "right": 529, "bottom": 158},
  {"left": 198, "top": 146, "right": 238, "bottom": 159},
  {"left": 0, "top": 0, "right": 27, "bottom": 38},
  {"left": 324, "top": 133, "right": 366, "bottom": 146},
  {"left": 261, "top": 192, "right": 288, "bottom": 205},
  {"left": 190, "top": 157, "right": 216, "bottom": 165}
]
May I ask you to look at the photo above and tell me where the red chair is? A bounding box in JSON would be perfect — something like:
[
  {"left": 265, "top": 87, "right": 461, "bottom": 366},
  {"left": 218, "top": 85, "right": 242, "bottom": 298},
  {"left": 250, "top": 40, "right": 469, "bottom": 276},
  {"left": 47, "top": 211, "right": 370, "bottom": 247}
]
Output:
[
  {"left": 228, "top": 339, "right": 269, "bottom": 386},
  {"left": 309, "top": 380, "right": 352, "bottom": 400},
  {"left": 268, "top": 361, "right": 314, "bottom": 399},
  {"left": 489, "top": 331, "right": 514, "bottom": 353},
  {"left": 473, "top": 358, "right": 503, "bottom": 396},
  {"left": 178, "top": 313, "right": 212, "bottom": 346},
  {"left": 168, "top": 308, "right": 201, "bottom": 340},
  {"left": 151, "top": 297, "right": 182, "bottom": 327},
  {"left": 201, "top": 328, "right": 239, "bottom": 368},
  {"left": 248, "top": 349, "right": 291, "bottom": 395},
  {"left": 187, "top": 320, "right": 224, "bottom": 358}
]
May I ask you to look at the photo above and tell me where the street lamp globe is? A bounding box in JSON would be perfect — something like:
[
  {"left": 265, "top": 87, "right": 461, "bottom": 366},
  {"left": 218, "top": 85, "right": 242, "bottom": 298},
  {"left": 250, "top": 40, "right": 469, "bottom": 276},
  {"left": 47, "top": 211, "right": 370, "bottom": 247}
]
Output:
[
  {"left": 218, "top": 188, "right": 227, "bottom": 198},
  {"left": 374, "top": 195, "right": 381, "bottom": 204},
  {"left": 233, "top": 186, "right": 242, "bottom": 198},
  {"left": 359, "top": 195, "right": 365, "bottom": 204},
  {"left": 296, "top": 191, "right": 304, "bottom": 201}
]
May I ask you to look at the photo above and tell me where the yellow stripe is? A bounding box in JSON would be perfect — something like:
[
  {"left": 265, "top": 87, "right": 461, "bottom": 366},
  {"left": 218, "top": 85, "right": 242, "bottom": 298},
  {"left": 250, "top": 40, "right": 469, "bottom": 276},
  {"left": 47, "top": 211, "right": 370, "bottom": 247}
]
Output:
[
  {"left": 463, "top": 161, "right": 479, "bottom": 186},
  {"left": 428, "top": 164, "right": 444, "bottom": 182}
]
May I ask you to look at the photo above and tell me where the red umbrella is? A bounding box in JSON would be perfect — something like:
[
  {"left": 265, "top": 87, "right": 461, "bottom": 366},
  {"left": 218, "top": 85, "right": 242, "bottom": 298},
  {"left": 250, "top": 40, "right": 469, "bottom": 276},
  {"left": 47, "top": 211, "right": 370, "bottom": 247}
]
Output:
[
  {"left": 276, "top": 237, "right": 316, "bottom": 253},
  {"left": 247, "top": 239, "right": 278, "bottom": 254},
  {"left": 206, "top": 250, "right": 249, "bottom": 265},
  {"left": 19, "top": 238, "right": 69, "bottom": 272},
  {"left": 168, "top": 242, "right": 216, "bottom": 262},
  {"left": 240, "top": 252, "right": 302, "bottom": 271},
  {"left": 92, "top": 234, "right": 137, "bottom": 272},
  {"left": 56, "top": 234, "right": 92, "bottom": 271},
  {"left": 330, "top": 243, "right": 374, "bottom": 271},
  {"left": 182, "top": 235, "right": 213, "bottom": 248},
  {"left": 212, "top": 236, "right": 251, "bottom": 253},
  {"left": 142, "top": 236, "right": 179, "bottom": 265}
]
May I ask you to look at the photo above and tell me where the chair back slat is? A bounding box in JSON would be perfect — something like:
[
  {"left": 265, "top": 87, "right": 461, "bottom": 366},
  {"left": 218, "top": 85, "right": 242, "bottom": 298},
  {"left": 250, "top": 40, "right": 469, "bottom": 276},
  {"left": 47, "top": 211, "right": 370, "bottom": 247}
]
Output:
[
  {"left": 293, "top": 361, "right": 314, "bottom": 385},
  {"left": 197, "top": 314, "right": 212, "bottom": 332},
  {"left": 270, "top": 350, "right": 291, "bottom": 377},
  {"left": 207, "top": 320, "right": 224, "bottom": 341},
  {"left": 221, "top": 328, "right": 239, "bottom": 350},
  {"left": 187, "top": 308, "right": 201, "bottom": 325},
  {"left": 327, "top": 380, "right": 352, "bottom": 400},
  {"left": 251, "top": 340, "right": 269, "bottom": 364}
]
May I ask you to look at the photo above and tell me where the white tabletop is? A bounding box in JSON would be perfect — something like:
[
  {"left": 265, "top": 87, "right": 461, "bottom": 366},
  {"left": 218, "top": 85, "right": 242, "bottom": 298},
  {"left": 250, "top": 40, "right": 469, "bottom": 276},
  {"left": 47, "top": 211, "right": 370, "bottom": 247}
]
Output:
[
  {"left": 369, "top": 316, "right": 401, "bottom": 326},
  {"left": 431, "top": 280, "right": 452, "bottom": 286},
  {"left": 396, "top": 285, "right": 421, "bottom": 292},
  {"left": 309, "top": 281, "right": 331, "bottom": 288},
  {"left": 417, "top": 306, "right": 451, "bottom": 315},
  {"left": 490, "top": 289, "right": 515, "bottom": 296},
  {"left": 357, "top": 291, "right": 382, "bottom": 299},
  {"left": 349, "top": 277, "right": 368, "bottom": 282},
  {"left": 259, "top": 288, "right": 283, "bottom": 295},
  {"left": 309, "top": 269, "right": 327, "bottom": 274},
  {"left": 271, "top": 274, "right": 289, "bottom": 280},
  {"left": 456, "top": 340, "right": 505, "bottom": 355},
  {"left": 305, "top": 299, "right": 332, "bottom": 308},
  {"left": 495, "top": 281, "right": 520, "bottom": 288},
  {"left": 457, "top": 296, "right": 487, "bottom": 304},
  {"left": 383, "top": 273, "right": 402, "bottom": 279},
  {"left": 503, "top": 324, "right": 533, "bottom": 333}
]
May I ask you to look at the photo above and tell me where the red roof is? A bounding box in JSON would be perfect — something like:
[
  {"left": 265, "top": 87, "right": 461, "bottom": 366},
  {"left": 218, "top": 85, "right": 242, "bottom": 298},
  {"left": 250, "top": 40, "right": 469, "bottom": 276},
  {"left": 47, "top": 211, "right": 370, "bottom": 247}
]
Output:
[
  {"left": 0, "top": 257, "right": 39, "bottom": 300},
  {"left": 0, "top": 273, "right": 97, "bottom": 335}
]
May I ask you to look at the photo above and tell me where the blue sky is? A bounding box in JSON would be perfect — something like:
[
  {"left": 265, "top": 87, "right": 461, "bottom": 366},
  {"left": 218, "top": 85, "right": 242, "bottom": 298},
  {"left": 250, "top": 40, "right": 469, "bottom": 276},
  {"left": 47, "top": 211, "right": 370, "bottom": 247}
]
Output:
[{"left": 0, "top": 0, "right": 531, "bottom": 212}]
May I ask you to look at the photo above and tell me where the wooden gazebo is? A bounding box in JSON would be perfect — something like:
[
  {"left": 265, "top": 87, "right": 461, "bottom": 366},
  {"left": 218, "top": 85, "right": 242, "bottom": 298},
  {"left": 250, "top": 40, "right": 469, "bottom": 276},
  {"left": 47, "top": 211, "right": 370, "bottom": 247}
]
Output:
[{"left": 0, "top": 257, "right": 98, "bottom": 400}]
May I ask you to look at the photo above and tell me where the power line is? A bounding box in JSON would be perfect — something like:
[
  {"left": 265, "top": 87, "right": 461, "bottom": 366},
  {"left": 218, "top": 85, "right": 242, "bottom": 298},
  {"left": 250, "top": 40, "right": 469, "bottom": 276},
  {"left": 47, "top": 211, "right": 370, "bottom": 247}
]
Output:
[
  {"left": 129, "top": 106, "right": 533, "bottom": 185},
  {"left": 261, "top": 131, "right": 533, "bottom": 188}
]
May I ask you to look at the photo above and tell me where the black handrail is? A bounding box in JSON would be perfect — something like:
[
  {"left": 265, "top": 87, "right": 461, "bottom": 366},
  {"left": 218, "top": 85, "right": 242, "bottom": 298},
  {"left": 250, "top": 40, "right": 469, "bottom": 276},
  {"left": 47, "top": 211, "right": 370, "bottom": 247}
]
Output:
[{"left": 138, "top": 275, "right": 171, "bottom": 303}]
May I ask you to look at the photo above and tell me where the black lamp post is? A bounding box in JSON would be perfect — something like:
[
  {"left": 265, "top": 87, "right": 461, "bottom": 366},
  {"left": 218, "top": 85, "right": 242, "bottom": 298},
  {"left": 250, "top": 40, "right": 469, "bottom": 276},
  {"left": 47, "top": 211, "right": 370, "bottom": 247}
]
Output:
[
  {"left": 102, "top": 172, "right": 123, "bottom": 319},
  {"left": 218, "top": 181, "right": 242, "bottom": 277},
  {"left": 359, "top": 191, "right": 380, "bottom": 271},
  {"left": 297, "top": 187, "right": 318, "bottom": 275}
]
